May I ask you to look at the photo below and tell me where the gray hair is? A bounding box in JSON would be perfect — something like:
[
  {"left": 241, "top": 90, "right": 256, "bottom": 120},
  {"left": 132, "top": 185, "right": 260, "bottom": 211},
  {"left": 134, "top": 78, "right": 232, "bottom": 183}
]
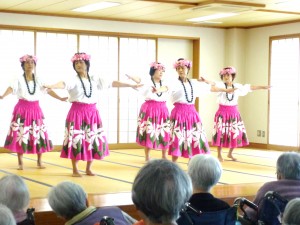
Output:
[
  {"left": 0, "top": 175, "right": 30, "bottom": 213},
  {"left": 188, "top": 154, "right": 222, "bottom": 192},
  {"left": 132, "top": 159, "right": 192, "bottom": 224},
  {"left": 0, "top": 204, "right": 16, "bottom": 225},
  {"left": 277, "top": 152, "right": 300, "bottom": 180},
  {"left": 47, "top": 181, "right": 87, "bottom": 220},
  {"left": 282, "top": 198, "right": 300, "bottom": 225}
]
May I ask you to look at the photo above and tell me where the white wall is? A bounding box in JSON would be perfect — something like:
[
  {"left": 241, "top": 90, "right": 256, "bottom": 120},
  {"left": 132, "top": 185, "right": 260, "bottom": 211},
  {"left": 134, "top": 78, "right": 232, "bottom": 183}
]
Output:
[{"left": 243, "top": 22, "right": 300, "bottom": 144}]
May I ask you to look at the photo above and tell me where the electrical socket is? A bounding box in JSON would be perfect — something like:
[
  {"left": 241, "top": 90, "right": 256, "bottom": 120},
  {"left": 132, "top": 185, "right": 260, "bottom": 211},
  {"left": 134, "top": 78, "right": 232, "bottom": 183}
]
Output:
[
  {"left": 262, "top": 131, "right": 265, "bottom": 137},
  {"left": 257, "top": 130, "right": 261, "bottom": 137}
]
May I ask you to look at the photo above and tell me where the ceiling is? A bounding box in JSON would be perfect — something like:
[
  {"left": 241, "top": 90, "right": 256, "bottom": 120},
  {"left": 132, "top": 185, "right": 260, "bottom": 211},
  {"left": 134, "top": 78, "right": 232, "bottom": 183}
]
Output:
[{"left": 1, "top": 0, "right": 300, "bottom": 28}]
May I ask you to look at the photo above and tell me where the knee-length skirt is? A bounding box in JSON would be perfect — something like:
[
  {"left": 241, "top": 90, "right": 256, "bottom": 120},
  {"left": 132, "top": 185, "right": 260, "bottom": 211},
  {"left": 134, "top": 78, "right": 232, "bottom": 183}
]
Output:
[
  {"left": 136, "top": 100, "right": 170, "bottom": 150},
  {"left": 4, "top": 99, "right": 53, "bottom": 154},
  {"left": 168, "top": 103, "right": 210, "bottom": 158},
  {"left": 61, "top": 102, "right": 109, "bottom": 161},
  {"left": 211, "top": 104, "right": 249, "bottom": 148}
]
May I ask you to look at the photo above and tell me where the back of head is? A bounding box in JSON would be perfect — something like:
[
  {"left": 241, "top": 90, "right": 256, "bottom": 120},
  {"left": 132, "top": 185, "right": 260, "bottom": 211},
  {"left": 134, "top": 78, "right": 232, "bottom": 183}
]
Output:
[
  {"left": 0, "top": 204, "right": 16, "bottom": 225},
  {"left": 276, "top": 152, "right": 300, "bottom": 180},
  {"left": 47, "top": 181, "right": 87, "bottom": 220},
  {"left": 188, "top": 155, "right": 222, "bottom": 192},
  {"left": 0, "top": 175, "right": 29, "bottom": 213},
  {"left": 282, "top": 198, "right": 300, "bottom": 225},
  {"left": 132, "top": 159, "right": 192, "bottom": 224}
]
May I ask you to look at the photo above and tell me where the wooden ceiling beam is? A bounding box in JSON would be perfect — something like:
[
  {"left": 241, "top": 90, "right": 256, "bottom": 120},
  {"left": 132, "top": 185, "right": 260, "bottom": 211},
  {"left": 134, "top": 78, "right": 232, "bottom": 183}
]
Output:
[
  {"left": 140, "top": 0, "right": 266, "bottom": 10},
  {"left": 256, "top": 9, "right": 300, "bottom": 15}
]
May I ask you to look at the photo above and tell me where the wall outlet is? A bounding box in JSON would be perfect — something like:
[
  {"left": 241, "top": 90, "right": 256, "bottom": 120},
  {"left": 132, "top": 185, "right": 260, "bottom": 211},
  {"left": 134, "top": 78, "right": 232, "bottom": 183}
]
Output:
[
  {"left": 257, "top": 130, "right": 261, "bottom": 137},
  {"left": 262, "top": 131, "right": 265, "bottom": 137}
]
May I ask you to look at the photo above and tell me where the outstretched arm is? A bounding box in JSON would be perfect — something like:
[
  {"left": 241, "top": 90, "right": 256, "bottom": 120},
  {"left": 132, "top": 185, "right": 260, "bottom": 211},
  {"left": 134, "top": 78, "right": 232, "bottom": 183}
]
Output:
[
  {"left": 198, "top": 77, "right": 234, "bottom": 93},
  {"left": 211, "top": 86, "right": 236, "bottom": 93},
  {"left": 44, "top": 81, "right": 66, "bottom": 89},
  {"left": 0, "top": 87, "right": 13, "bottom": 99},
  {"left": 112, "top": 81, "right": 143, "bottom": 89},
  {"left": 198, "top": 77, "right": 216, "bottom": 85},
  {"left": 125, "top": 74, "right": 141, "bottom": 84},
  {"left": 250, "top": 85, "right": 271, "bottom": 91},
  {"left": 47, "top": 89, "right": 68, "bottom": 101}
]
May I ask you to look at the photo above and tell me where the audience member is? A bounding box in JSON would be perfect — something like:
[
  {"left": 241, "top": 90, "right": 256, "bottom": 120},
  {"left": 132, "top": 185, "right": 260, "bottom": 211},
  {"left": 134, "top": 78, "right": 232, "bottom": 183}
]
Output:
[
  {"left": 282, "top": 198, "right": 300, "bottom": 225},
  {"left": 187, "top": 154, "right": 230, "bottom": 211},
  {"left": 0, "top": 175, "right": 34, "bottom": 225},
  {"left": 47, "top": 181, "right": 132, "bottom": 225},
  {"left": 244, "top": 152, "right": 300, "bottom": 222},
  {"left": 132, "top": 159, "right": 193, "bottom": 225},
  {"left": 0, "top": 203, "right": 16, "bottom": 225}
]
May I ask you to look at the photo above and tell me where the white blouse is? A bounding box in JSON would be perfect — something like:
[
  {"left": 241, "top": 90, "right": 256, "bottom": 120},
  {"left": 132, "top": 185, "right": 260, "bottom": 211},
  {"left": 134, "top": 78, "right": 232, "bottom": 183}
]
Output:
[
  {"left": 64, "top": 74, "right": 112, "bottom": 104},
  {"left": 215, "top": 81, "right": 252, "bottom": 105},
  {"left": 138, "top": 78, "right": 170, "bottom": 102},
  {"left": 10, "top": 74, "right": 47, "bottom": 101},
  {"left": 170, "top": 79, "right": 211, "bottom": 104}
]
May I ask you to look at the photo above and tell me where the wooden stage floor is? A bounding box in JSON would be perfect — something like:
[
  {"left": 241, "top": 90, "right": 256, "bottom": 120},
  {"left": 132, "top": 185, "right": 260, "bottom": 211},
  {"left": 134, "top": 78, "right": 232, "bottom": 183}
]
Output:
[{"left": 0, "top": 147, "right": 280, "bottom": 201}]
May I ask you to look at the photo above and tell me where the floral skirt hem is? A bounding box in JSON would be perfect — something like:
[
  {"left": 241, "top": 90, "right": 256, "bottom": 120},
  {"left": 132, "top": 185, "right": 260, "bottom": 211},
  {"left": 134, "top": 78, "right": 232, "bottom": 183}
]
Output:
[
  {"left": 136, "top": 100, "right": 170, "bottom": 151},
  {"left": 211, "top": 104, "right": 249, "bottom": 148},
  {"left": 168, "top": 103, "right": 210, "bottom": 158}
]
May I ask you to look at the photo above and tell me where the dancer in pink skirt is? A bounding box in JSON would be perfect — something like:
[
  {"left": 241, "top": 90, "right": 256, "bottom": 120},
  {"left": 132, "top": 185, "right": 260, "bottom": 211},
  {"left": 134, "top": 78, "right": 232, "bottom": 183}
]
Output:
[
  {"left": 169, "top": 58, "right": 234, "bottom": 163},
  {"left": 128, "top": 62, "right": 170, "bottom": 161},
  {"left": 0, "top": 54, "right": 66, "bottom": 170},
  {"left": 45, "top": 52, "right": 142, "bottom": 177},
  {"left": 211, "top": 66, "right": 270, "bottom": 162}
]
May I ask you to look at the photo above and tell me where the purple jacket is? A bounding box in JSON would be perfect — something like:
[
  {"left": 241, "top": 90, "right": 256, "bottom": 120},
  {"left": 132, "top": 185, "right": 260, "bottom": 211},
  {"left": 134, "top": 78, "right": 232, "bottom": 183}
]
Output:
[
  {"left": 70, "top": 206, "right": 130, "bottom": 225},
  {"left": 245, "top": 179, "right": 300, "bottom": 221}
]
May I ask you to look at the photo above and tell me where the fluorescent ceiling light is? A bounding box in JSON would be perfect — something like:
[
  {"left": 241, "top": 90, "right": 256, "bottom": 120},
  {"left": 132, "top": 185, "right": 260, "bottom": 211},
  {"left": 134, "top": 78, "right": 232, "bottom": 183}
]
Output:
[
  {"left": 72, "top": 2, "right": 120, "bottom": 12},
  {"left": 195, "top": 21, "right": 223, "bottom": 24},
  {"left": 187, "top": 13, "right": 237, "bottom": 22}
]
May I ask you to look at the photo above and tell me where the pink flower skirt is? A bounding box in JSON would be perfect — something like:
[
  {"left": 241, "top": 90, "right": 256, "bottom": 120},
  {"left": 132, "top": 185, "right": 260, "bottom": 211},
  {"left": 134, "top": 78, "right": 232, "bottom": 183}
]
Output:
[
  {"left": 4, "top": 99, "right": 53, "bottom": 154},
  {"left": 211, "top": 104, "right": 249, "bottom": 148},
  {"left": 136, "top": 100, "right": 170, "bottom": 150},
  {"left": 61, "top": 102, "right": 109, "bottom": 161},
  {"left": 168, "top": 103, "right": 210, "bottom": 158}
]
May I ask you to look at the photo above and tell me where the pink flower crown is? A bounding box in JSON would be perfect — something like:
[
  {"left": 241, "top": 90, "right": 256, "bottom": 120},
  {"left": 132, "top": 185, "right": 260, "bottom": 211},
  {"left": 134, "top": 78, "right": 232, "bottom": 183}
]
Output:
[
  {"left": 19, "top": 55, "right": 37, "bottom": 63},
  {"left": 71, "top": 53, "right": 91, "bottom": 62},
  {"left": 173, "top": 59, "right": 192, "bottom": 69},
  {"left": 219, "top": 67, "right": 236, "bottom": 76},
  {"left": 150, "top": 62, "right": 165, "bottom": 71}
]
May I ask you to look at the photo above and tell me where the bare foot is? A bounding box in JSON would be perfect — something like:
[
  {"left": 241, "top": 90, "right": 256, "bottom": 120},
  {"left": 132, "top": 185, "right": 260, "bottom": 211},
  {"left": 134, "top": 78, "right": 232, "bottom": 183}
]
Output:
[
  {"left": 37, "top": 164, "right": 46, "bottom": 169},
  {"left": 72, "top": 172, "right": 82, "bottom": 177},
  {"left": 218, "top": 156, "right": 224, "bottom": 162},
  {"left": 17, "top": 165, "right": 23, "bottom": 170},
  {"left": 145, "top": 156, "right": 151, "bottom": 162},
  {"left": 227, "top": 154, "right": 237, "bottom": 161},
  {"left": 86, "top": 170, "right": 95, "bottom": 176}
]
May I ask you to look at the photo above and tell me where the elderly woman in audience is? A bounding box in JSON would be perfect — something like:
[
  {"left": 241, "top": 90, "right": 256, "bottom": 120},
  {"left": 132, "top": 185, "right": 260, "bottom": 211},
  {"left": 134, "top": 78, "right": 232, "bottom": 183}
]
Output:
[
  {"left": 187, "top": 154, "right": 230, "bottom": 211},
  {"left": 244, "top": 151, "right": 300, "bottom": 222},
  {"left": 282, "top": 198, "right": 300, "bottom": 225},
  {"left": 0, "top": 204, "right": 16, "bottom": 225},
  {"left": 132, "top": 159, "right": 193, "bottom": 225},
  {"left": 48, "top": 181, "right": 132, "bottom": 225},
  {"left": 0, "top": 175, "right": 34, "bottom": 225}
]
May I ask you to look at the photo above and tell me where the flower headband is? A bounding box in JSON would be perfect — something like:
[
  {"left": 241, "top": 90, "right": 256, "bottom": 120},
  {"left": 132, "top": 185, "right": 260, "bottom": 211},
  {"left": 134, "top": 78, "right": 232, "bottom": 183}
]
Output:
[
  {"left": 219, "top": 67, "right": 236, "bottom": 76},
  {"left": 173, "top": 59, "right": 192, "bottom": 69},
  {"left": 150, "top": 62, "right": 165, "bottom": 71},
  {"left": 71, "top": 53, "right": 91, "bottom": 62},
  {"left": 19, "top": 55, "right": 37, "bottom": 64}
]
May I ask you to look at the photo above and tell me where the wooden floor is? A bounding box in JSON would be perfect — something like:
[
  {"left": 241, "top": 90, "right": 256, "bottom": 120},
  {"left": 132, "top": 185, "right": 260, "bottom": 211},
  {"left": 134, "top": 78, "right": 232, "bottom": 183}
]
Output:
[{"left": 0, "top": 147, "right": 281, "bottom": 224}]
